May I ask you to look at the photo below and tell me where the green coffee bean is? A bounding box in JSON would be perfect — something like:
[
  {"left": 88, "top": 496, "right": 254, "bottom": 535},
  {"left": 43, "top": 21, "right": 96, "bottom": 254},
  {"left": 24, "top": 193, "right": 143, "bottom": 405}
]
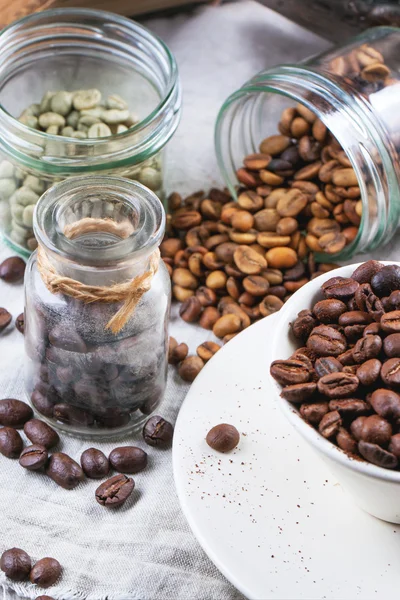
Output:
[
  {"left": 40, "top": 91, "right": 55, "bottom": 113},
  {"left": 10, "top": 187, "right": 39, "bottom": 207},
  {"left": 80, "top": 107, "right": 104, "bottom": 119},
  {"left": 125, "top": 113, "right": 139, "bottom": 128},
  {"left": 73, "top": 89, "right": 102, "bottom": 111},
  {"left": 10, "top": 229, "right": 27, "bottom": 244},
  {"left": 50, "top": 91, "right": 73, "bottom": 116},
  {"left": 12, "top": 221, "right": 30, "bottom": 238},
  {"left": 102, "top": 109, "right": 130, "bottom": 124},
  {"left": 19, "top": 115, "right": 38, "bottom": 129},
  {"left": 78, "top": 115, "right": 101, "bottom": 127},
  {"left": 106, "top": 94, "right": 128, "bottom": 110},
  {"left": 46, "top": 125, "right": 59, "bottom": 135},
  {"left": 11, "top": 204, "right": 24, "bottom": 225},
  {"left": 38, "top": 112, "right": 65, "bottom": 129},
  {"left": 14, "top": 168, "right": 24, "bottom": 181},
  {"left": 71, "top": 131, "right": 87, "bottom": 139},
  {"left": 88, "top": 123, "right": 112, "bottom": 138},
  {"left": 23, "top": 175, "right": 45, "bottom": 195},
  {"left": 61, "top": 126, "right": 75, "bottom": 137},
  {"left": 22, "top": 204, "right": 35, "bottom": 227},
  {"left": 20, "top": 103, "right": 41, "bottom": 117},
  {"left": 0, "top": 161, "right": 15, "bottom": 179},
  {"left": 138, "top": 167, "right": 162, "bottom": 191},
  {"left": 117, "top": 124, "right": 128, "bottom": 134},
  {"left": 66, "top": 111, "right": 80, "bottom": 129},
  {"left": 0, "top": 179, "right": 17, "bottom": 200}
]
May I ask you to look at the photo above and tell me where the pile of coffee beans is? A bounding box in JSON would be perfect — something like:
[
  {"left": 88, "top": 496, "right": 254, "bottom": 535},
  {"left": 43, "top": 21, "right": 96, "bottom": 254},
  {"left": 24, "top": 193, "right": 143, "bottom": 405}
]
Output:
[
  {"left": 1, "top": 547, "right": 62, "bottom": 590},
  {"left": 270, "top": 260, "right": 400, "bottom": 470},
  {"left": 163, "top": 187, "right": 339, "bottom": 354},
  {"left": 0, "top": 397, "right": 173, "bottom": 505},
  {"left": 168, "top": 336, "right": 221, "bottom": 382}
]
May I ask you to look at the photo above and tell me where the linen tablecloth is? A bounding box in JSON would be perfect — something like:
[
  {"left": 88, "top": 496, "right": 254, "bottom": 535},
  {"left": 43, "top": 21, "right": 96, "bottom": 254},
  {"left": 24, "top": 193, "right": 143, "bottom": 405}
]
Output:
[{"left": 0, "top": 2, "right": 332, "bottom": 598}]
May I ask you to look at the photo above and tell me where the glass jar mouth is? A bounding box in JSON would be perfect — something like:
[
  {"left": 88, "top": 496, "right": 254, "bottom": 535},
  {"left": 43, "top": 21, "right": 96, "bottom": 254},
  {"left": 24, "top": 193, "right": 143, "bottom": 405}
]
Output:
[
  {"left": 215, "top": 65, "right": 399, "bottom": 261},
  {"left": 33, "top": 175, "right": 166, "bottom": 266},
  {"left": 0, "top": 8, "right": 181, "bottom": 172}
]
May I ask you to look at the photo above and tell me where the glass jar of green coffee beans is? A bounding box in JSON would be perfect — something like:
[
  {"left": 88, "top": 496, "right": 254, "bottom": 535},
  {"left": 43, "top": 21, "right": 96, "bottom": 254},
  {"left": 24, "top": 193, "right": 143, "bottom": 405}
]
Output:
[{"left": 0, "top": 9, "right": 181, "bottom": 254}]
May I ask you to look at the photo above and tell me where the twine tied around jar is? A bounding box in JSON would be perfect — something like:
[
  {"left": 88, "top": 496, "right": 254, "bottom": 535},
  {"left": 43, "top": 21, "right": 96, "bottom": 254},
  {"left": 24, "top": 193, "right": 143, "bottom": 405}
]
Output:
[{"left": 36, "top": 217, "right": 160, "bottom": 334}]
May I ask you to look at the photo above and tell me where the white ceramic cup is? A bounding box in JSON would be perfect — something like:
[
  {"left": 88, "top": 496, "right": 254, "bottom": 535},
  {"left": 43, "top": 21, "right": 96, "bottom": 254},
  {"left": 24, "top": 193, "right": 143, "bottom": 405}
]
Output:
[{"left": 270, "top": 261, "right": 400, "bottom": 524}]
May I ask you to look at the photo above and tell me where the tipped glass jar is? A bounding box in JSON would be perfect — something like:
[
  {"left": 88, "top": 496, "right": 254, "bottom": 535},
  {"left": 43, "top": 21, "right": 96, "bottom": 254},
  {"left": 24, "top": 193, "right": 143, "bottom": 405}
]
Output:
[
  {"left": 215, "top": 27, "right": 400, "bottom": 261},
  {"left": 24, "top": 176, "right": 170, "bottom": 438},
  {"left": 0, "top": 8, "right": 181, "bottom": 255}
]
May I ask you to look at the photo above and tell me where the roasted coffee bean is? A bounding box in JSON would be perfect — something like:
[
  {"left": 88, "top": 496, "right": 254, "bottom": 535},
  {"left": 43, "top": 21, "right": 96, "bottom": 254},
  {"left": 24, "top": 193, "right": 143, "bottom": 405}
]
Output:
[
  {"left": 196, "top": 286, "right": 217, "bottom": 306},
  {"left": 233, "top": 245, "right": 267, "bottom": 275},
  {"left": 143, "top": 415, "right": 174, "bottom": 447},
  {"left": 0, "top": 308, "right": 11, "bottom": 332},
  {"left": 356, "top": 414, "right": 392, "bottom": 446},
  {"left": 197, "top": 341, "right": 221, "bottom": 361},
  {"left": 0, "top": 399, "right": 33, "bottom": 428},
  {"left": 29, "top": 557, "right": 62, "bottom": 588},
  {"left": 0, "top": 256, "right": 26, "bottom": 282},
  {"left": 206, "top": 423, "right": 240, "bottom": 452},
  {"left": 270, "top": 359, "right": 310, "bottom": 386},
  {"left": 344, "top": 324, "right": 366, "bottom": 343},
  {"left": 48, "top": 325, "right": 87, "bottom": 353},
  {"left": 328, "top": 398, "right": 369, "bottom": 418},
  {"left": 19, "top": 444, "right": 48, "bottom": 470},
  {"left": 242, "top": 275, "right": 269, "bottom": 296},
  {"left": 322, "top": 276, "right": 359, "bottom": 299},
  {"left": 15, "top": 313, "right": 24, "bottom": 334},
  {"left": 317, "top": 372, "right": 359, "bottom": 398},
  {"left": 358, "top": 440, "right": 398, "bottom": 469},
  {"left": 318, "top": 410, "right": 342, "bottom": 438},
  {"left": 336, "top": 427, "right": 358, "bottom": 454},
  {"left": 80, "top": 448, "right": 110, "bottom": 479},
  {"left": 46, "top": 452, "right": 85, "bottom": 490},
  {"left": 31, "top": 391, "right": 54, "bottom": 418},
  {"left": 388, "top": 290, "right": 400, "bottom": 310},
  {"left": 307, "top": 325, "right": 347, "bottom": 357},
  {"left": 109, "top": 446, "right": 147, "bottom": 474},
  {"left": 280, "top": 382, "right": 316, "bottom": 403},
  {"left": 356, "top": 359, "right": 381, "bottom": 386},
  {"left": 259, "top": 295, "right": 284, "bottom": 317},
  {"left": 291, "top": 347, "right": 315, "bottom": 370},
  {"left": 370, "top": 388, "right": 400, "bottom": 419},
  {"left": 384, "top": 333, "right": 400, "bottom": 358},
  {"left": 352, "top": 334, "right": 382, "bottom": 363},
  {"left": 23, "top": 419, "right": 59, "bottom": 449},
  {"left": 0, "top": 427, "right": 23, "bottom": 458},
  {"left": 363, "top": 322, "right": 381, "bottom": 336},
  {"left": 1, "top": 548, "right": 31, "bottom": 581},
  {"left": 371, "top": 265, "right": 400, "bottom": 296},
  {"left": 300, "top": 401, "right": 329, "bottom": 425},
  {"left": 388, "top": 434, "right": 400, "bottom": 458},
  {"left": 95, "top": 474, "right": 134, "bottom": 507},
  {"left": 314, "top": 356, "right": 343, "bottom": 378},
  {"left": 213, "top": 314, "right": 241, "bottom": 338},
  {"left": 381, "top": 311, "right": 400, "bottom": 333},
  {"left": 291, "top": 310, "right": 316, "bottom": 340},
  {"left": 179, "top": 296, "right": 202, "bottom": 323},
  {"left": 168, "top": 341, "right": 189, "bottom": 365},
  {"left": 313, "top": 299, "right": 347, "bottom": 323},
  {"left": 354, "top": 283, "right": 383, "bottom": 319},
  {"left": 381, "top": 358, "right": 400, "bottom": 386},
  {"left": 338, "top": 311, "right": 372, "bottom": 326},
  {"left": 53, "top": 404, "right": 94, "bottom": 427},
  {"left": 265, "top": 247, "right": 297, "bottom": 269},
  {"left": 351, "top": 260, "right": 383, "bottom": 284},
  {"left": 199, "top": 307, "right": 220, "bottom": 330}
]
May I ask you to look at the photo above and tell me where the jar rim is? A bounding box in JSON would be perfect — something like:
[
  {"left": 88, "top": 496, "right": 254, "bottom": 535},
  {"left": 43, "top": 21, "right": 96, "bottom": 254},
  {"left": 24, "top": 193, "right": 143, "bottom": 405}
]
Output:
[
  {"left": 0, "top": 8, "right": 181, "bottom": 172},
  {"left": 33, "top": 175, "right": 166, "bottom": 266}
]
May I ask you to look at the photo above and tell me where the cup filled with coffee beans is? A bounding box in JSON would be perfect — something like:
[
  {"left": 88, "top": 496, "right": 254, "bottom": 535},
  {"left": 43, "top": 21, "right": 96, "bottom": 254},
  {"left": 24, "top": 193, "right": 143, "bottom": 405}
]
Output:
[{"left": 269, "top": 260, "right": 400, "bottom": 523}]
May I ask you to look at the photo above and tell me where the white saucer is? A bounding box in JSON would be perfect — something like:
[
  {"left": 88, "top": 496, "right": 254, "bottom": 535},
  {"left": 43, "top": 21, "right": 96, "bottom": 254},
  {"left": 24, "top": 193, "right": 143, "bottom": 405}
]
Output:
[{"left": 173, "top": 314, "right": 400, "bottom": 599}]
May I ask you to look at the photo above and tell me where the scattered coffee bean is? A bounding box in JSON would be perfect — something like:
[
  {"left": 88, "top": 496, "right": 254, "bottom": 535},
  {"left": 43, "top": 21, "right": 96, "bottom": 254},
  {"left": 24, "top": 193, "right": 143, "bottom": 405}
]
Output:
[
  {"left": 24, "top": 419, "right": 59, "bottom": 449},
  {"left": 80, "top": 448, "right": 110, "bottom": 479},
  {"left": 143, "top": 415, "right": 174, "bottom": 447},
  {"left": 178, "top": 356, "right": 204, "bottom": 382},
  {"left": 46, "top": 452, "right": 85, "bottom": 490},
  {"left": 1, "top": 548, "right": 31, "bottom": 581},
  {"left": 0, "top": 308, "right": 12, "bottom": 332},
  {"left": 168, "top": 337, "right": 189, "bottom": 365},
  {"left": 19, "top": 445, "right": 48, "bottom": 470},
  {"left": 0, "top": 398, "right": 33, "bottom": 428},
  {"left": 0, "top": 257, "right": 26, "bottom": 282},
  {"left": 206, "top": 423, "right": 240, "bottom": 452},
  {"left": 36, "top": 596, "right": 56, "bottom": 600},
  {"left": 15, "top": 312, "right": 24, "bottom": 334},
  {"left": 29, "top": 557, "right": 62, "bottom": 588},
  {"left": 0, "top": 427, "right": 23, "bottom": 458},
  {"left": 95, "top": 474, "right": 134, "bottom": 507},
  {"left": 109, "top": 446, "right": 147, "bottom": 474},
  {"left": 196, "top": 341, "right": 221, "bottom": 362}
]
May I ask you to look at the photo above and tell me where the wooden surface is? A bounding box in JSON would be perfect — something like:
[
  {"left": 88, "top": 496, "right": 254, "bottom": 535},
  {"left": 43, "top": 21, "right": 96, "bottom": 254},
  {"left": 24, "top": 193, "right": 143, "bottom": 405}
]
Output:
[{"left": 0, "top": 0, "right": 208, "bottom": 27}]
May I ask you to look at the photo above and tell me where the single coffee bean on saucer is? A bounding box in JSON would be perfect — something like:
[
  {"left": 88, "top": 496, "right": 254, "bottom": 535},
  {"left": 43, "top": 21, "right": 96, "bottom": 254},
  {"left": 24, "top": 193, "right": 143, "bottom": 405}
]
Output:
[
  {"left": 46, "top": 452, "right": 85, "bottom": 489},
  {"left": 80, "top": 448, "right": 110, "bottom": 479},
  {"left": 206, "top": 423, "right": 240, "bottom": 452},
  {"left": 143, "top": 416, "right": 174, "bottom": 447},
  {"left": 0, "top": 256, "right": 26, "bottom": 282},
  {"left": 95, "top": 474, "right": 134, "bottom": 507},
  {"left": 0, "top": 548, "right": 31, "bottom": 581},
  {"left": 109, "top": 446, "right": 147, "bottom": 474},
  {"left": 24, "top": 419, "right": 59, "bottom": 449},
  {"left": 29, "top": 557, "right": 62, "bottom": 588},
  {"left": 0, "top": 398, "right": 33, "bottom": 428},
  {"left": 0, "top": 427, "right": 23, "bottom": 458}
]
